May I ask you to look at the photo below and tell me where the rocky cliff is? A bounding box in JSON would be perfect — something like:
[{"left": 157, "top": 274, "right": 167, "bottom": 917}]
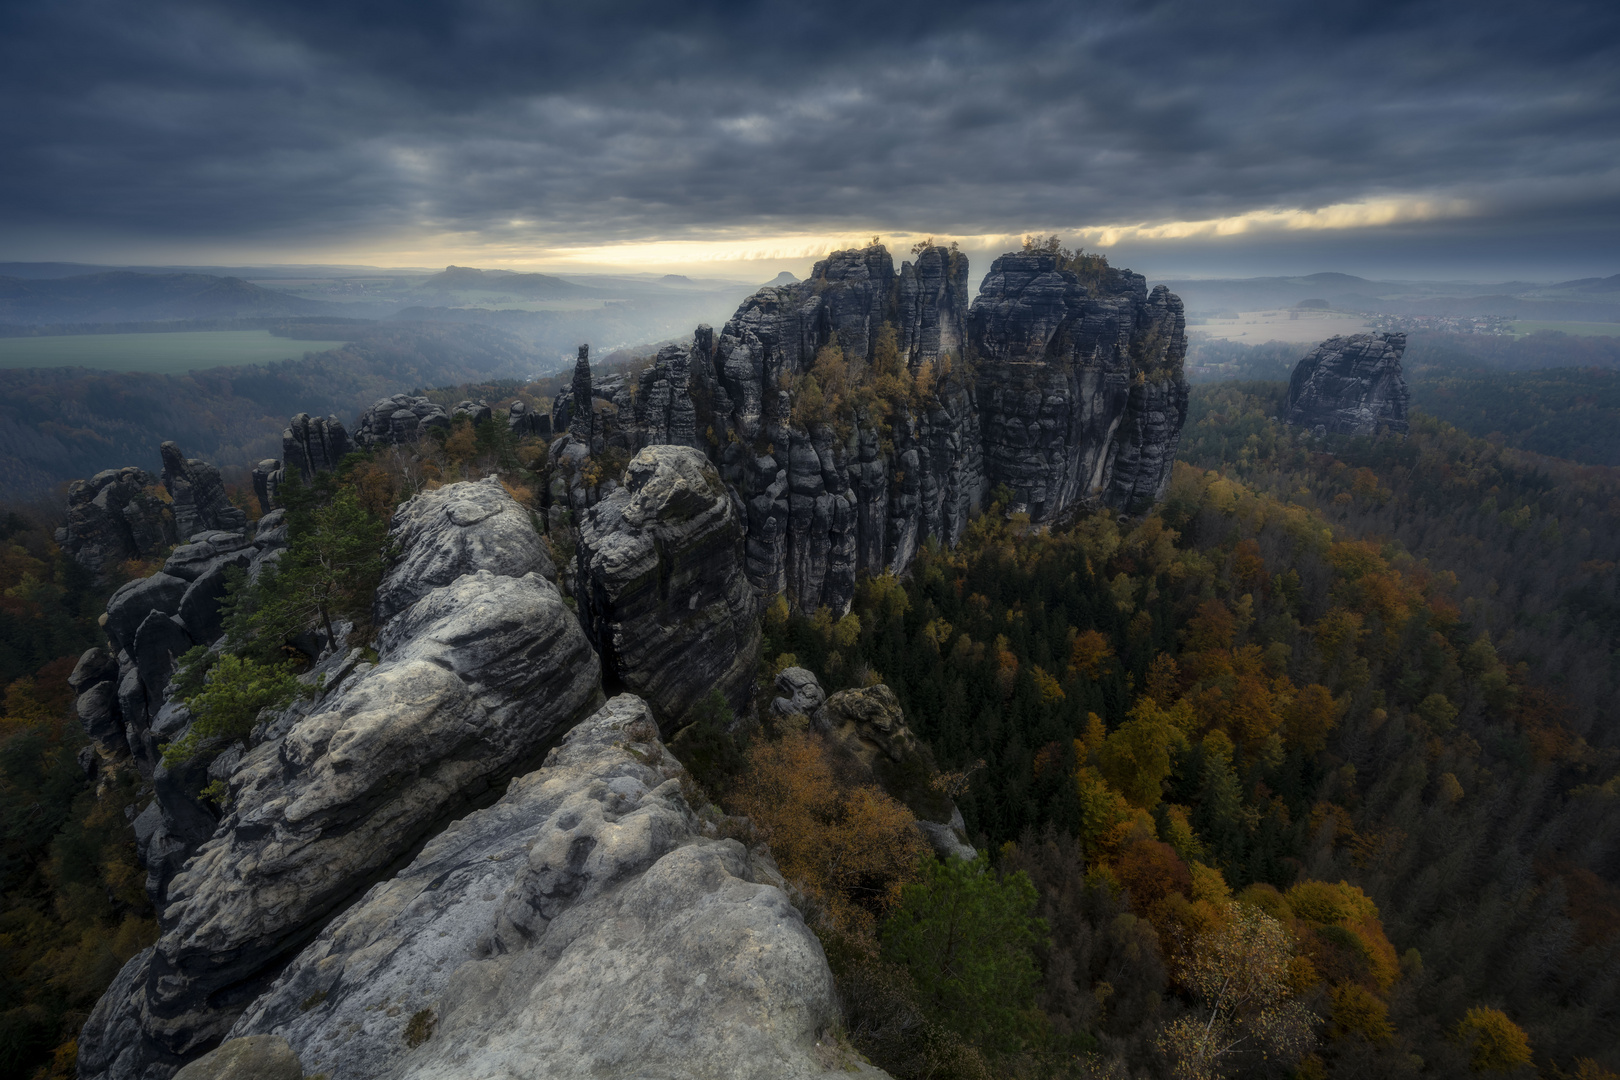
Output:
[
  {"left": 546, "top": 243, "right": 1187, "bottom": 613},
  {"left": 75, "top": 470, "right": 866, "bottom": 1080},
  {"left": 59, "top": 442, "right": 250, "bottom": 577},
  {"left": 575, "top": 446, "right": 759, "bottom": 731},
  {"left": 78, "top": 480, "right": 602, "bottom": 1080},
  {"left": 1283, "top": 331, "right": 1410, "bottom": 436},
  {"left": 223, "top": 695, "right": 847, "bottom": 1080},
  {"left": 969, "top": 252, "right": 1189, "bottom": 517}
]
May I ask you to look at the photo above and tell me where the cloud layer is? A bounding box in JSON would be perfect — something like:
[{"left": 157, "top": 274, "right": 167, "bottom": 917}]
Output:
[{"left": 2, "top": 0, "right": 1616, "bottom": 274}]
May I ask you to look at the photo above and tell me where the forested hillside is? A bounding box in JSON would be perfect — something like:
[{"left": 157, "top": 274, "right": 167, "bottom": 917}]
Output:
[
  {"left": 2, "top": 388, "right": 1618, "bottom": 1078},
  {"left": 1191, "top": 332, "right": 1620, "bottom": 465},
  {"left": 735, "top": 393, "right": 1620, "bottom": 1077},
  {"left": 0, "top": 323, "right": 545, "bottom": 499}
]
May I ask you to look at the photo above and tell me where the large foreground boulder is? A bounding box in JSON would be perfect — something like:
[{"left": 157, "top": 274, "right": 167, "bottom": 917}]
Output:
[
  {"left": 373, "top": 476, "right": 555, "bottom": 624},
  {"left": 1284, "top": 331, "right": 1409, "bottom": 436},
  {"left": 78, "top": 481, "right": 603, "bottom": 1080},
  {"left": 576, "top": 445, "right": 759, "bottom": 732},
  {"left": 227, "top": 695, "right": 850, "bottom": 1080}
]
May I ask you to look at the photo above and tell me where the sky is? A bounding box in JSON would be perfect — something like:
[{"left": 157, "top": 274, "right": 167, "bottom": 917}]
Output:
[{"left": 2, "top": 0, "right": 1617, "bottom": 282}]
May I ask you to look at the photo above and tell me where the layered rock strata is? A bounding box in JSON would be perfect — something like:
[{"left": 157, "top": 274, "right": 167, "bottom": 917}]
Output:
[
  {"left": 226, "top": 695, "right": 849, "bottom": 1080},
  {"left": 548, "top": 243, "right": 1186, "bottom": 613},
  {"left": 1283, "top": 332, "right": 1410, "bottom": 436},
  {"left": 505, "top": 399, "right": 551, "bottom": 439},
  {"left": 575, "top": 446, "right": 759, "bottom": 730},
  {"left": 968, "top": 252, "right": 1189, "bottom": 517},
  {"left": 373, "top": 476, "right": 556, "bottom": 625},
  {"left": 78, "top": 480, "right": 603, "bottom": 1080}
]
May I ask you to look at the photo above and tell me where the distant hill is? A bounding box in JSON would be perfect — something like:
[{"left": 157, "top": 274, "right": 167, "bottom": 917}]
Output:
[
  {"left": 418, "top": 265, "right": 590, "bottom": 297},
  {"left": 762, "top": 271, "right": 799, "bottom": 288},
  {"left": 0, "top": 271, "right": 332, "bottom": 325},
  {"left": 1166, "top": 271, "right": 1620, "bottom": 322}
]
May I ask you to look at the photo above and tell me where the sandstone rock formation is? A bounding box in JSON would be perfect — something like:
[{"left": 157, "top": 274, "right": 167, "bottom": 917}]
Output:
[
  {"left": 969, "top": 251, "right": 1189, "bottom": 516},
  {"left": 282, "top": 413, "right": 352, "bottom": 480},
  {"left": 505, "top": 399, "right": 551, "bottom": 439},
  {"left": 353, "top": 394, "right": 451, "bottom": 449},
  {"left": 226, "top": 695, "right": 849, "bottom": 1080},
  {"left": 78, "top": 480, "right": 602, "bottom": 1080},
  {"left": 1283, "top": 332, "right": 1410, "bottom": 436},
  {"left": 576, "top": 446, "right": 759, "bottom": 731},
  {"left": 373, "top": 476, "right": 555, "bottom": 624},
  {"left": 451, "top": 399, "right": 492, "bottom": 425},
  {"left": 546, "top": 242, "right": 1186, "bottom": 614},
  {"left": 253, "top": 414, "right": 354, "bottom": 510},
  {"left": 56, "top": 467, "right": 179, "bottom": 575},
  {"left": 160, "top": 443, "right": 248, "bottom": 539}
]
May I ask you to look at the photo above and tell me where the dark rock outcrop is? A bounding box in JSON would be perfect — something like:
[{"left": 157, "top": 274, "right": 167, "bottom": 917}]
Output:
[
  {"left": 505, "top": 399, "right": 551, "bottom": 439},
  {"left": 352, "top": 395, "right": 451, "bottom": 449},
  {"left": 576, "top": 446, "right": 759, "bottom": 731},
  {"left": 452, "top": 399, "right": 492, "bottom": 426},
  {"left": 160, "top": 444, "right": 248, "bottom": 539},
  {"left": 225, "top": 695, "right": 847, "bottom": 1080},
  {"left": 550, "top": 243, "right": 1185, "bottom": 614},
  {"left": 1283, "top": 332, "right": 1410, "bottom": 436},
  {"left": 77, "top": 479, "right": 602, "bottom": 1080},
  {"left": 968, "top": 252, "right": 1189, "bottom": 517},
  {"left": 281, "top": 414, "right": 351, "bottom": 481},
  {"left": 57, "top": 467, "right": 179, "bottom": 575}
]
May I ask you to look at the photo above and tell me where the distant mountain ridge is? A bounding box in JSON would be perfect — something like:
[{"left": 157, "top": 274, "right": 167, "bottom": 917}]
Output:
[
  {"left": 0, "top": 271, "right": 334, "bottom": 324},
  {"left": 418, "top": 265, "right": 591, "bottom": 297}
]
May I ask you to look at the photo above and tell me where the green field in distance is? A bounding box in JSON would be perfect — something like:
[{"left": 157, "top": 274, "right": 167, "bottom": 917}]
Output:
[
  {"left": 1510, "top": 320, "right": 1620, "bottom": 337},
  {"left": 0, "top": 330, "right": 350, "bottom": 373}
]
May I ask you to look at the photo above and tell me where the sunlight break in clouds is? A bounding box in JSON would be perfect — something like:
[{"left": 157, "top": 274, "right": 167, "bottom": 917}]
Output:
[{"left": 1073, "top": 197, "right": 1478, "bottom": 247}]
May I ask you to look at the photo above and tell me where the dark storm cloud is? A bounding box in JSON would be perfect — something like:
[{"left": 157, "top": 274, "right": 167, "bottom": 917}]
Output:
[{"left": 1, "top": 0, "right": 1617, "bottom": 255}]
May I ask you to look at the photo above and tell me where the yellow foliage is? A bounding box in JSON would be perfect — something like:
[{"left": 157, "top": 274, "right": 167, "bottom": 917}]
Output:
[
  {"left": 1075, "top": 765, "right": 1138, "bottom": 857},
  {"left": 1031, "top": 664, "right": 1065, "bottom": 705},
  {"left": 1097, "top": 698, "right": 1189, "bottom": 809},
  {"left": 1331, "top": 983, "right": 1394, "bottom": 1044},
  {"left": 1067, "top": 628, "right": 1114, "bottom": 679},
  {"left": 1455, "top": 1007, "right": 1532, "bottom": 1072}
]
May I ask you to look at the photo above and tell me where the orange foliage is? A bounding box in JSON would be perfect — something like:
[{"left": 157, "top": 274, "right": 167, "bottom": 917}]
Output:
[
  {"left": 1067, "top": 628, "right": 1114, "bottom": 679},
  {"left": 731, "top": 730, "right": 925, "bottom": 934}
]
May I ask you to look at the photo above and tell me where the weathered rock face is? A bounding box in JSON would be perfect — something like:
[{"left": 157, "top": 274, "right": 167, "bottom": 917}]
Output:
[
  {"left": 451, "top": 399, "right": 492, "bottom": 426},
  {"left": 91, "top": 528, "right": 267, "bottom": 774},
  {"left": 505, "top": 399, "right": 551, "bottom": 440},
  {"left": 225, "top": 695, "right": 848, "bottom": 1080},
  {"left": 78, "top": 480, "right": 603, "bottom": 1080},
  {"left": 576, "top": 446, "right": 759, "bottom": 731},
  {"left": 57, "top": 467, "right": 179, "bottom": 575},
  {"left": 353, "top": 395, "right": 451, "bottom": 449},
  {"left": 282, "top": 413, "right": 352, "bottom": 481},
  {"left": 553, "top": 243, "right": 1183, "bottom": 614},
  {"left": 373, "top": 477, "right": 555, "bottom": 625},
  {"left": 968, "top": 252, "right": 1189, "bottom": 517},
  {"left": 1284, "top": 332, "right": 1410, "bottom": 436},
  {"left": 161, "top": 444, "right": 248, "bottom": 539},
  {"left": 669, "top": 244, "right": 983, "bottom": 613}
]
